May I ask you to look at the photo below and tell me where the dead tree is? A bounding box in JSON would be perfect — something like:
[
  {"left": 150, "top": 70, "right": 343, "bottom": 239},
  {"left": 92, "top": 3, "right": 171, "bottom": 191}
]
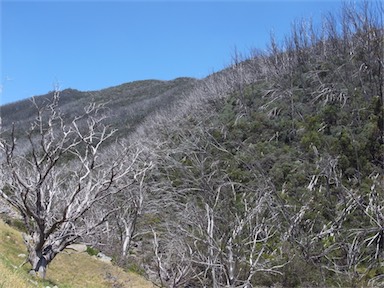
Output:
[{"left": 0, "top": 91, "right": 137, "bottom": 278}]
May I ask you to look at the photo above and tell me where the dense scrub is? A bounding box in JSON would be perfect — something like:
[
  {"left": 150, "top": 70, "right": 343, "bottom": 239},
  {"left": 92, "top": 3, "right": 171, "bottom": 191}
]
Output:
[{"left": 130, "top": 1, "right": 383, "bottom": 287}]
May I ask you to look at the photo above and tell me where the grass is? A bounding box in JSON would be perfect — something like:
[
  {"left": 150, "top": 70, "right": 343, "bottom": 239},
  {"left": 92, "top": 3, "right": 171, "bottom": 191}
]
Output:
[
  {"left": 0, "top": 219, "right": 155, "bottom": 288},
  {"left": 0, "top": 266, "right": 31, "bottom": 288},
  {"left": 0, "top": 220, "right": 33, "bottom": 287}
]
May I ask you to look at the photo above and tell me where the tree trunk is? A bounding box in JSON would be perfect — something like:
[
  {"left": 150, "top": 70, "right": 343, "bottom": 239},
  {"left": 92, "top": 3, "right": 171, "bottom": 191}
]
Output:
[
  {"left": 30, "top": 253, "right": 48, "bottom": 279},
  {"left": 23, "top": 233, "right": 57, "bottom": 279},
  {"left": 122, "top": 218, "right": 136, "bottom": 257},
  {"left": 25, "top": 243, "right": 47, "bottom": 279}
]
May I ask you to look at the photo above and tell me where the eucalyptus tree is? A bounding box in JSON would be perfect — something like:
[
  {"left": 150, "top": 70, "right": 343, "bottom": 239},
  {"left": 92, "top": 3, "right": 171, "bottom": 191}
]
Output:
[{"left": 0, "top": 92, "right": 139, "bottom": 278}]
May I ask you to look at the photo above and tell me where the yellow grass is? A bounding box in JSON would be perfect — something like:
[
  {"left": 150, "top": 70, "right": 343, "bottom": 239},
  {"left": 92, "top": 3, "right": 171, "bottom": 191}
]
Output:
[
  {"left": 0, "top": 219, "right": 33, "bottom": 287},
  {"left": 0, "top": 263, "right": 34, "bottom": 288},
  {"left": 0, "top": 219, "right": 155, "bottom": 288},
  {"left": 48, "top": 252, "right": 155, "bottom": 288}
]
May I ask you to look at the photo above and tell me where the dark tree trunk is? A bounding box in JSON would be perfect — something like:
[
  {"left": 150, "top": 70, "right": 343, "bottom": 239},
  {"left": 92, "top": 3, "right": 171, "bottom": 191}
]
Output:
[
  {"left": 23, "top": 233, "right": 58, "bottom": 279},
  {"left": 31, "top": 253, "right": 48, "bottom": 279}
]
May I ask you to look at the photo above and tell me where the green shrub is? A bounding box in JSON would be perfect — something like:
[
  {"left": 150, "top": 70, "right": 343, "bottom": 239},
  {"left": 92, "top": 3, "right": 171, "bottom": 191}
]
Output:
[{"left": 86, "top": 246, "right": 99, "bottom": 256}]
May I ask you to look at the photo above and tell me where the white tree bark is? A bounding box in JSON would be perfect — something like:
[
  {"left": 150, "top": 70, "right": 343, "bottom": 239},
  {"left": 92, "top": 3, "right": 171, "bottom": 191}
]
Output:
[{"left": 0, "top": 91, "right": 138, "bottom": 277}]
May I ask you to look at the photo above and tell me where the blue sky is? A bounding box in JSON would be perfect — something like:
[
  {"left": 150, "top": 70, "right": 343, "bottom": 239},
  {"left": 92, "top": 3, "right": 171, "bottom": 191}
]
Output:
[{"left": 1, "top": 0, "right": 342, "bottom": 105}]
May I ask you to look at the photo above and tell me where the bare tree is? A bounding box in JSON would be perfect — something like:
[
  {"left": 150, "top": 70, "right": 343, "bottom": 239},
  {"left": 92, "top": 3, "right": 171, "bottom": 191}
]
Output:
[
  {"left": 145, "top": 117, "right": 286, "bottom": 287},
  {"left": 0, "top": 92, "right": 136, "bottom": 278},
  {"left": 97, "top": 146, "right": 153, "bottom": 260}
]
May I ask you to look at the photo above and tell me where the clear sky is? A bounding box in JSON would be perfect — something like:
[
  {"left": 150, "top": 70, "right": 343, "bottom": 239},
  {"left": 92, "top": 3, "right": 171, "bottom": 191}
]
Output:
[{"left": 1, "top": 0, "right": 343, "bottom": 105}]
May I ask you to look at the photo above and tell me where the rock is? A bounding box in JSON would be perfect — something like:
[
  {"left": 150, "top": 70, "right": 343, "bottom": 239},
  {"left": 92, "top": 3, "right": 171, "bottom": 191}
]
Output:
[
  {"left": 97, "top": 252, "right": 112, "bottom": 263},
  {"left": 17, "top": 253, "right": 27, "bottom": 258},
  {"left": 67, "top": 243, "right": 87, "bottom": 253},
  {"left": 27, "top": 279, "right": 38, "bottom": 286}
]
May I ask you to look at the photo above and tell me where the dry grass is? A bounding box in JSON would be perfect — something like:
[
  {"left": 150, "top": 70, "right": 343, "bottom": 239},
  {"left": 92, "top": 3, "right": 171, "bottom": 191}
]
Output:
[
  {"left": 0, "top": 264, "right": 33, "bottom": 288},
  {"left": 0, "top": 219, "right": 33, "bottom": 287},
  {"left": 48, "top": 252, "right": 155, "bottom": 288},
  {"left": 0, "top": 219, "right": 155, "bottom": 288}
]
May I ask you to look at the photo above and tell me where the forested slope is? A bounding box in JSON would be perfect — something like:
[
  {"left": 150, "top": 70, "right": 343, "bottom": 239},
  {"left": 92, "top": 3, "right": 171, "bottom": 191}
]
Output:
[
  {"left": 0, "top": 1, "right": 383, "bottom": 287},
  {"left": 0, "top": 77, "right": 197, "bottom": 137},
  {"left": 125, "top": 2, "right": 383, "bottom": 287}
]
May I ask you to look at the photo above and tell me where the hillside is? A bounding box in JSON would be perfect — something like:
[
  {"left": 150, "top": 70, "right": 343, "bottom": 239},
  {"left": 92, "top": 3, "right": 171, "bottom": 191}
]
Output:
[
  {"left": 124, "top": 2, "right": 383, "bottom": 286},
  {"left": 0, "top": 1, "right": 383, "bottom": 287},
  {"left": 0, "top": 77, "right": 197, "bottom": 137},
  {"left": 0, "top": 219, "right": 155, "bottom": 288}
]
